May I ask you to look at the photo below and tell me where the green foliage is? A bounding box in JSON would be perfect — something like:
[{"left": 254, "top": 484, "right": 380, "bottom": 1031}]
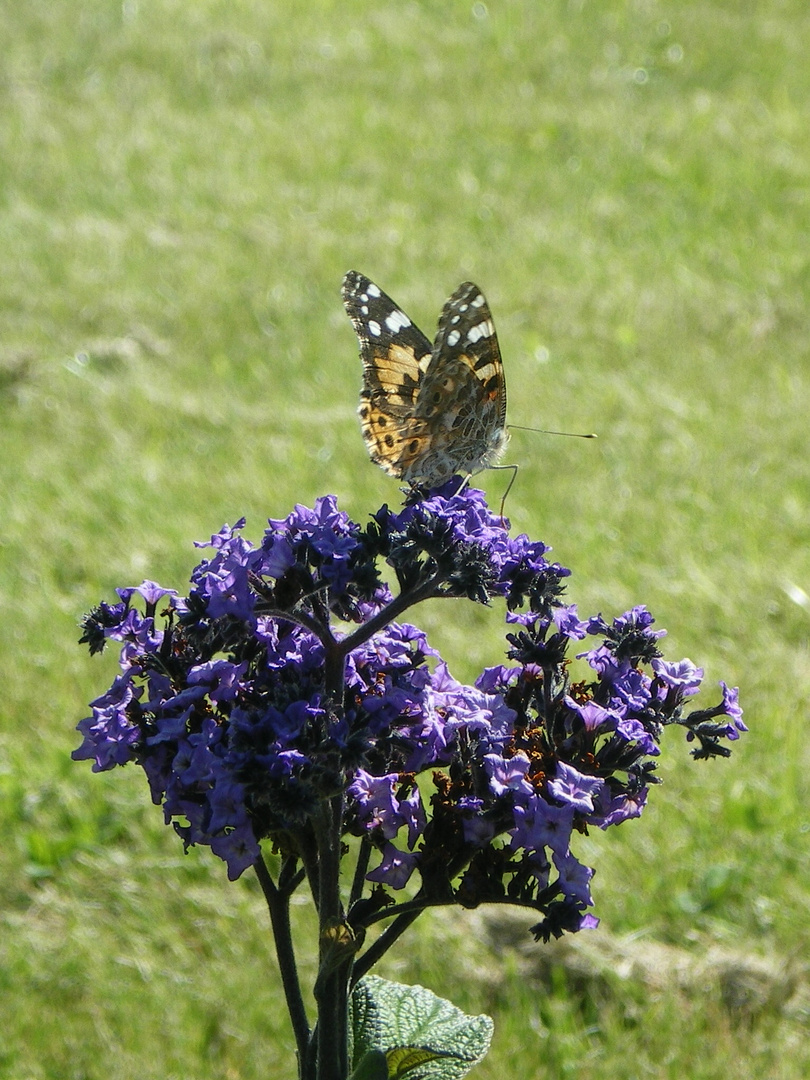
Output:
[
  {"left": 1, "top": 0, "right": 809, "bottom": 1076},
  {"left": 350, "top": 976, "right": 492, "bottom": 1079}
]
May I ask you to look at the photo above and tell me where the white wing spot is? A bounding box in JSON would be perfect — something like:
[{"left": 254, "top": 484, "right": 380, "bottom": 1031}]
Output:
[
  {"left": 446, "top": 329, "right": 461, "bottom": 346},
  {"left": 360, "top": 293, "right": 368, "bottom": 303},
  {"left": 367, "top": 283, "right": 381, "bottom": 298},
  {"left": 458, "top": 303, "right": 468, "bottom": 312},
  {"left": 385, "top": 309, "right": 412, "bottom": 333},
  {"left": 466, "top": 319, "right": 494, "bottom": 344},
  {"left": 451, "top": 314, "right": 460, "bottom": 324},
  {"left": 361, "top": 305, "right": 368, "bottom": 315},
  {"left": 471, "top": 293, "right": 486, "bottom": 308},
  {"left": 368, "top": 320, "right": 381, "bottom": 337}
]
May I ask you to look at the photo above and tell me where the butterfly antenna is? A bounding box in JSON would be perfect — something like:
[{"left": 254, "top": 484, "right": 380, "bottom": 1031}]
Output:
[
  {"left": 510, "top": 425, "right": 597, "bottom": 439},
  {"left": 494, "top": 428, "right": 596, "bottom": 521}
]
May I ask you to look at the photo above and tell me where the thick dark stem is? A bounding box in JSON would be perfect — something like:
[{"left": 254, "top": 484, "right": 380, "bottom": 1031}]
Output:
[
  {"left": 274, "top": 572, "right": 448, "bottom": 1078},
  {"left": 296, "top": 823, "right": 322, "bottom": 912},
  {"left": 308, "top": 639, "right": 355, "bottom": 1080},
  {"left": 312, "top": 795, "right": 351, "bottom": 1080},
  {"left": 253, "top": 854, "right": 310, "bottom": 1073},
  {"left": 350, "top": 908, "right": 425, "bottom": 986},
  {"left": 349, "top": 837, "right": 372, "bottom": 908}
]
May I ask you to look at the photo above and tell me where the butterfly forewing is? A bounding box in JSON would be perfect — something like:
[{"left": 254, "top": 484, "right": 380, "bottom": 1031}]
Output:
[
  {"left": 342, "top": 271, "right": 432, "bottom": 413},
  {"left": 342, "top": 271, "right": 435, "bottom": 479}
]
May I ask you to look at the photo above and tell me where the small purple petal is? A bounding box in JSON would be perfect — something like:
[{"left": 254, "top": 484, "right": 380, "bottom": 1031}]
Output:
[{"left": 547, "top": 762, "right": 605, "bottom": 813}]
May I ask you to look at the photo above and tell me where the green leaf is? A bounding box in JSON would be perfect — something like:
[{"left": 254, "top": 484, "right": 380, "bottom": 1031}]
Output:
[
  {"left": 349, "top": 1049, "right": 389, "bottom": 1080},
  {"left": 349, "top": 975, "right": 493, "bottom": 1080}
]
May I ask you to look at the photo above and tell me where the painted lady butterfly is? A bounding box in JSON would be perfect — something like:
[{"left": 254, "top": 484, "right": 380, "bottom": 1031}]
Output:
[{"left": 342, "top": 270, "right": 509, "bottom": 489}]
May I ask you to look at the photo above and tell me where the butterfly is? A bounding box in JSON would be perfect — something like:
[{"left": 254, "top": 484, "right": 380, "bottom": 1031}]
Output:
[{"left": 341, "top": 271, "right": 510, "bottom": 490}]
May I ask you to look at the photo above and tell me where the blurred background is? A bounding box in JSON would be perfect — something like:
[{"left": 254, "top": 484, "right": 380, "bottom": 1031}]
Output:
[{"left": 1, "top": 2, "right": 808, "bottom": 1077}]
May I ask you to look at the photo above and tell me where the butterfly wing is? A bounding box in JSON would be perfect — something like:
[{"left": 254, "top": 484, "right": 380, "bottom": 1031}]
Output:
[
  {"left": 413, "top": 282, "right": 508, "bottom": 481},
  {"left": 342, "top": 270, "right": 436, "bottom": 480}
]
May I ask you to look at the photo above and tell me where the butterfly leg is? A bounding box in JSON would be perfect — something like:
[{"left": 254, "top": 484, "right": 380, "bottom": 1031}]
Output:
[
  {"left": 494, "top": 463, "right": 519, "bottom": 526},
  {"left": 452, "top": 474, "right": 472, "bottom": 498}
]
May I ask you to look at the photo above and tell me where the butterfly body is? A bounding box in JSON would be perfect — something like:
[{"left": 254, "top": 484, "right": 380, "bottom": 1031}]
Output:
[{"left": 342, "top": 271, "right": 509, "bottom": 488}]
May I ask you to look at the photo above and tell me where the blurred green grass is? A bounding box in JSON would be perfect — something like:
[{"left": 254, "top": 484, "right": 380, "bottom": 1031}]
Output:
[{"left": 1, "top": 0, "right": 809, "bottom": 1076}]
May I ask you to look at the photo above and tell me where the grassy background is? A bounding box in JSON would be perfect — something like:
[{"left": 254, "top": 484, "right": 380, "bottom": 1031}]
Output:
[{"left": 1, "top": 0, "right": 809, "bottom": 1076}]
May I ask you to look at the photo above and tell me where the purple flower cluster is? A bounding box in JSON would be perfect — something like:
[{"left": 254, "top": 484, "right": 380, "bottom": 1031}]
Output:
[{"left": 76, "top": 484, "right": 744, "bottom": 937}]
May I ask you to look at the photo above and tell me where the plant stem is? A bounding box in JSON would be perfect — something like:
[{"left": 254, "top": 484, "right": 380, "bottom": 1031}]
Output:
[
  {"left": 338, "top": 572, "right": 446, "bottom": 658},
  {"left": 312, "top": 794, "right": 352, "bottom": 1080},
  {"left": 253, "top": 854, "right": 310, "bottom": 1072},
  {"left": 349, "top": 837, "right": 372, "bottom": 908},
  {"left": 350, "top": 908, "right": 424, "bottom": 985},
  {"left": 299, "top": 573, "right": 447, "bottom": 1077},
  {"left": 309, "top": 639, "right": 356, "bottom": 1080}
]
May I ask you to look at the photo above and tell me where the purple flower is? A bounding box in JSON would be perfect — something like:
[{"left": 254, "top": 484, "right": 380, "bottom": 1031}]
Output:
[
  {"left": 720, "top": 682, "right": 746, "bottom": 737},
  {"left": 261, "top": 537, "right": 295, "bottom": 578},
  {"left": 76, "top": 488, "right": 745, "bottom": 937},
  {"left": 430, "top": 663, "right": 517, "bottom": 749},
  {"left": 652, "top": 657, "right": 704, "bottom": 696},
  {"left": 615, "top": 715, "right": 660, "bottom": 756},
  {"left": 609, "top": 665, "right": 652, "bottom": 712},
  {"left": 208, "top": 779, "right": 250, "bottom": 834},
  {"left": 564, "top": 698, "right": 620, "bottom": 734},
  {"left": 474, "top": 665, "right": 521, "bottom": 694},
  {"left": 194, "top": 519, "right": 247, "bottom": 551},
  {"left": 553, "top": 851, "right": 595, "bottom": 906},
  {"left": 263, "top": 495, "right": 366, "bottom": 596},
  {"left": 612, "top": 605, "right": 662, "bottom": 636},
  {"left": 484, "top": 752, "right": 534, "bottom": 798},
  {"left": 128, "top": 580, "right": 178, "bottom": 606},
  {"left": 191, "top": 529, "right": 257, "bottom": 622},
  {"left": 592, "top": 788, "right": 648, "bottom": 829},
  {"left": 348, "top": 771, "right": 404, "bottom": 839},
  {"left": 582, "top": 606, "right": 666, "bottom": 670},
  {"left": 398, "top": 785, "right": 427, "bottom": 849},
  {"left": 209, "top": 821, "right": 261, "bottom": 881},
  {"left": 547, "top": 762, "right": 605, "bottom": 813},
  {"left": 720, "top": 682, "right": 744, "bottom": 725},
  {"left": 72, "top": 674, "right": 142, "bottom": 770},
  {"left": 505, "top": 609, "right": 547, "bottom": 628},
  {"left": 580, "top": 642, "right": 615, "bottom": 676},
  {"left": 511, "top": 794, "right": 574, "bottom": 856},
  {"left": 366, "top": 842, "right": 420, "bottom": 889},
  {"left": 552, "top": 604, "right": 589, "bottom": 640},
  {"left": 188, "top": 660, "right": 249, "bottom": 704}
]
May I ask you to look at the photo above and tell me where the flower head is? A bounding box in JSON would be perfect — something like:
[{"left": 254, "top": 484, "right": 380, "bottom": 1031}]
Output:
[{"left": 76, "top": 486, "right": 744, "bottom": 937}]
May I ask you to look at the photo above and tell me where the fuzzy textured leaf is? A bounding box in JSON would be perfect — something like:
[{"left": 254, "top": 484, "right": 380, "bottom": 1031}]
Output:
[{"left": 349, "top": 975, "right": 493, "bottom": 1079}]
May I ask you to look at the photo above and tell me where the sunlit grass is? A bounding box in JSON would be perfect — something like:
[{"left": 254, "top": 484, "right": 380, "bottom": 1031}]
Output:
[{"left": 2, "top": 0, "right": 809, "bottom": 1076}]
